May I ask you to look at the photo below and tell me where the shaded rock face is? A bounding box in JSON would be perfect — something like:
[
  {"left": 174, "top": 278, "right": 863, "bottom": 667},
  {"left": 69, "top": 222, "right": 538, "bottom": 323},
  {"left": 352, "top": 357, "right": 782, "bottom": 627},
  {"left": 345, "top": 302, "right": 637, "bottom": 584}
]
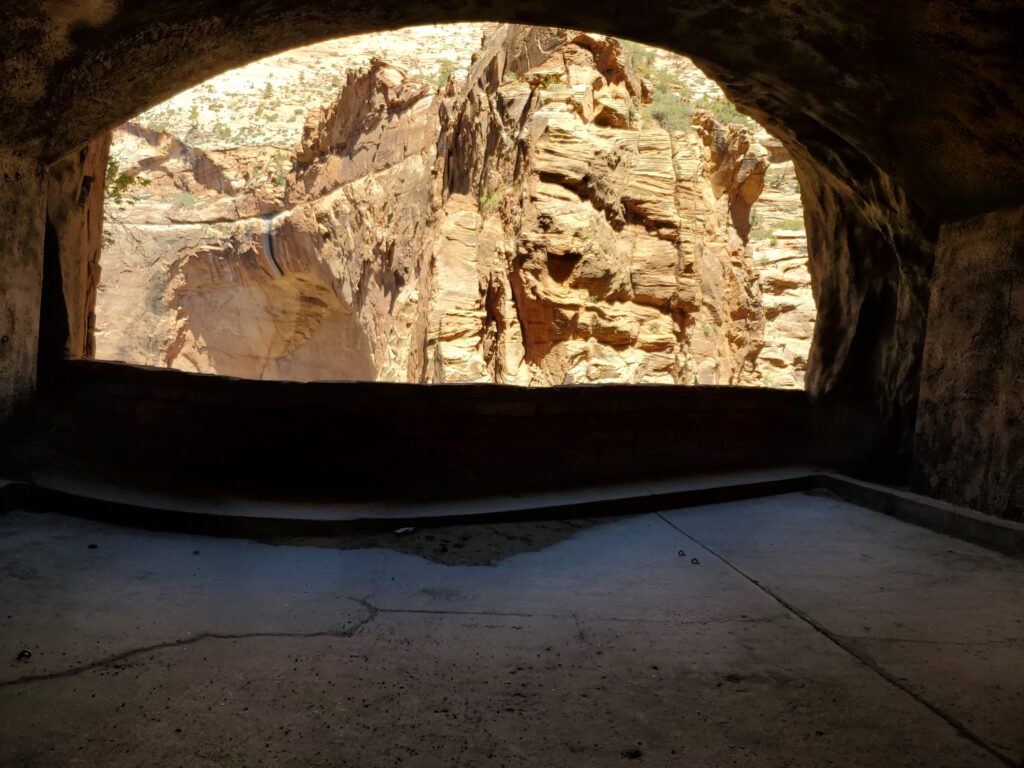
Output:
[
  {"left": 44, "top": 136, "right": 110, "bottom": 362},
  {"left": 914, "top": 204, "right": 1024, "bottom": 523},
  {"left": 795, "top": 163, "right": 934, "bottom": 476},
  {"left": 0, "top": 153, "right": 47, "bottom": 421},
  {"left": 95, "top": 26, "right": 813, "bottom": 387}
]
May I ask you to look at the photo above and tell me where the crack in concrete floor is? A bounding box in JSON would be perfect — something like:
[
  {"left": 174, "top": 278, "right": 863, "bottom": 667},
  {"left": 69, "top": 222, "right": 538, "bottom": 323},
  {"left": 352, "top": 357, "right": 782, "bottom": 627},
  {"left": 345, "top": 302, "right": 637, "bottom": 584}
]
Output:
[
  {"left": 1, "top": 594, "right": 787, "bottom": 690},
  {"left": 2, "top": 496, "right": 1021, "bottom": 767},
  {"left": 654, "top": 510, "right": 1023, "bottom": 768},
  {"left": 0, "top": 605, "right": 380, "bottom": 690}
]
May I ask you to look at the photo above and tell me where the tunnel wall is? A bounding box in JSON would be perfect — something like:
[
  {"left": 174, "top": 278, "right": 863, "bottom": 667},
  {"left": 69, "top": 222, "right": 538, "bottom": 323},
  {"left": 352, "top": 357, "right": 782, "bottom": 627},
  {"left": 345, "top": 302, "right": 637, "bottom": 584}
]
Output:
[
  {"left": 795, "top": 156, "right": 934, "bottom": 480},
  {"left": 913, "top": 203, "right": 1024, "bottom": 523},
  {"left": 1, "top": 3, "right": 1024, "bottom": 524},
  {"left": 0, "top": 152, "right": 46, "bottom": 424},
  {"left": 692, "top": 57, "right": 941, "bottom": 480}
]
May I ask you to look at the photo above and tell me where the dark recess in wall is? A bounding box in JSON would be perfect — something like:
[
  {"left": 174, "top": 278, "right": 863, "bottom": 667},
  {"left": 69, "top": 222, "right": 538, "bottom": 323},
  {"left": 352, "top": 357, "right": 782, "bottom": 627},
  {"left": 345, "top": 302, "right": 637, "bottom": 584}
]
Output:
[{"left": 35, "top": 221, "right": 70, "bottom": 390}]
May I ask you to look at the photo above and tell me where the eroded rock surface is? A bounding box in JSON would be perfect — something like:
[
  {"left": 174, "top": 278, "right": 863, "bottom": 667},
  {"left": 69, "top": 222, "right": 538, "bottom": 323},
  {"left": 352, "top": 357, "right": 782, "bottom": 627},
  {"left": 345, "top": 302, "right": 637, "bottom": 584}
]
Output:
[
  {"left": 95, "top": 25, "right": 813, "bottom": 386},
  {"left": 98, "top": 62, "right": 437, "bottom": 381}
]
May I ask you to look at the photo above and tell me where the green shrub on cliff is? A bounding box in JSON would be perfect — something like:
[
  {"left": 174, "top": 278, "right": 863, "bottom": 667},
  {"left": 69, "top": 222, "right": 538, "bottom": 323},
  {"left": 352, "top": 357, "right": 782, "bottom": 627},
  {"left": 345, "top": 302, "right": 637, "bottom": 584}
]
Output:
[
  {"left": 646, "top": 90, "right": 693, "bottom": 132},
  {"left": 622, "top": 40, "right": 655, "bottom": 77},
  {"left": 696, "top": 95, "right": 753, "bottom": 127},
  {"left": 170, "top": 191, "right": 196, "bottom": 209},
  {"left": 478, "top": 187, "right": 502, "bottom": 217},
  {"left": 102, "top": 157, "right": 150, "bottom": 248},
  {"left": 641, "top": 62, "right": 695, "bottom": 132},
  {"left": 436, "top": 60, "right": 456, "bottom": 90}
]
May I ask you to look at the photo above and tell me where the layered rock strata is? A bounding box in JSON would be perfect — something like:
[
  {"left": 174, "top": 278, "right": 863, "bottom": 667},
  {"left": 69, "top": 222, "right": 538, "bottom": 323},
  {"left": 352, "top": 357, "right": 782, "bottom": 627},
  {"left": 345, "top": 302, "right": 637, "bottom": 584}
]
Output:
[{"left": 95, "top": 25, "right": 813, "bottom": 386}]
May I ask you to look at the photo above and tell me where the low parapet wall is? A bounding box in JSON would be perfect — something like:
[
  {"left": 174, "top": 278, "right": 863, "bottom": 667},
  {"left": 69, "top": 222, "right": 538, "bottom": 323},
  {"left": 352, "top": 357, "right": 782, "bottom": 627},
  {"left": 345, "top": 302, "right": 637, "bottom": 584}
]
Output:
[{"left": 27, "top": 359, "right": 813, "bottom": 501}]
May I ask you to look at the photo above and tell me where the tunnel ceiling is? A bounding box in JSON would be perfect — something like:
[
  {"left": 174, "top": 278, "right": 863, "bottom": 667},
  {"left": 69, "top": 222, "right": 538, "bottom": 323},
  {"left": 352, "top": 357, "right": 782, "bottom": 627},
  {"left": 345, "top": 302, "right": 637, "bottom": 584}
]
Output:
[{"left": 2, "top": 0, "right": 1024, "bottom": 223}]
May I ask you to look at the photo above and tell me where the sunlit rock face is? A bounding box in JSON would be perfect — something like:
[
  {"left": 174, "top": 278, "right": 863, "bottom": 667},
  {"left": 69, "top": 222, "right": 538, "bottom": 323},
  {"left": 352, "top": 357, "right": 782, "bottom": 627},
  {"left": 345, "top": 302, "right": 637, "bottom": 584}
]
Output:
[
  {"left": 94, "top": 24, "right": 813, "bottom": 385},
  {"left": 96, "top": 62, "right": 437, "bottom": 380},
  {"left": 428, "top": 26, "right": 773, "bottom": 386}
]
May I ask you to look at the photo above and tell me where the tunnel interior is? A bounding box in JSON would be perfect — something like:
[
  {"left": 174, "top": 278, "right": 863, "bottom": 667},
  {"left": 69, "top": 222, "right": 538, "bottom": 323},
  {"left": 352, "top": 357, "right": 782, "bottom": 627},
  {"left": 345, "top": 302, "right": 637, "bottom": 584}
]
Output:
[
  {"left": 1, "top": 2, "right": 1024, "bottom": 514},
  {"left": 2, "top": 4, "right": 1024, "bottom": 767}
]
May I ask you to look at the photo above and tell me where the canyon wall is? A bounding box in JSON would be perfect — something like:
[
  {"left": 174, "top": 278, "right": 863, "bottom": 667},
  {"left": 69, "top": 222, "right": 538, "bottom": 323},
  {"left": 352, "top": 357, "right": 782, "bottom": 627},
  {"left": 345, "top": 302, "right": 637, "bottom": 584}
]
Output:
[
  {"left": 94, "top": 25, "right": 812, "bottom": 387},
  {"left": 96, "top": 64, "right": 438, "bottom": 381},
  {"left": 44, "top": 135, "right": 111, "bottom": 362}
]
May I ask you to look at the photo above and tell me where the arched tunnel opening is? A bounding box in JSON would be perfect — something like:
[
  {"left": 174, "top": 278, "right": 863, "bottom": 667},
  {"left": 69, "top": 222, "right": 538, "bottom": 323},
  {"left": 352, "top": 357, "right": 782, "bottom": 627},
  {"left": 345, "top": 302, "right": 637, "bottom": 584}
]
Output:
[
  {"left": 1, "top": 4, "right": 1023, "bottom": 766},
  {"left": 9, "top": 3, "right": 976, "bottom": 500},
  {"left": 90, "top": 24, "right": 816, "bottom": 391},
  {"left": 4, "top": 6, "right": 981, "bottom": 498}
]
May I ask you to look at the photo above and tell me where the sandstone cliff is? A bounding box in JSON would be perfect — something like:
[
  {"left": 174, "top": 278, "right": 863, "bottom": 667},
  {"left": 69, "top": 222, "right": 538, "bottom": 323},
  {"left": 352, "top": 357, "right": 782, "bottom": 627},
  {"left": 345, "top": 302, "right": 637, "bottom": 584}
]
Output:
[
  {"left": 95, "top": 25, "right": 813, "bottom": 386},
  {"left": 132, "top": 24, "right": 489, "bottom": 151}
]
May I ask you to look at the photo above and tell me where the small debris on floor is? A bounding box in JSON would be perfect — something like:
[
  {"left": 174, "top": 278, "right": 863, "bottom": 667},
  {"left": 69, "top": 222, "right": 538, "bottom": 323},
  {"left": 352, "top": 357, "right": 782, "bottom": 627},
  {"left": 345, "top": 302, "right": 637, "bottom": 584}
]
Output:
[
  {"left": 621, "top": 748, "right": 644, "bottom": 760},
  {"left": 87, "top": 543, "right": 97, "bottom": 549},
  {"left": 393, "top": 527, "right": 415, "bottom": 535},
  {"left": 691, "top": 557, "right": 700, "bottom": 565},
  {"left": 677, "top": 549, "right": 686, "bottom": 557},
  {"left": 16, "top": 649, "right": 32, "bottom": 661}
]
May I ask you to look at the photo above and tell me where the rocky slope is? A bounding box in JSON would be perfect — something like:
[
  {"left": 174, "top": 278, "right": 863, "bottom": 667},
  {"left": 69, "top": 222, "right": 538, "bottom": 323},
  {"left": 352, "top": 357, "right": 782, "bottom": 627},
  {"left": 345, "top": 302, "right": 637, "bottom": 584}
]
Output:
[{"left": 95, "top": 24, "right": 813, "bottom": 386}]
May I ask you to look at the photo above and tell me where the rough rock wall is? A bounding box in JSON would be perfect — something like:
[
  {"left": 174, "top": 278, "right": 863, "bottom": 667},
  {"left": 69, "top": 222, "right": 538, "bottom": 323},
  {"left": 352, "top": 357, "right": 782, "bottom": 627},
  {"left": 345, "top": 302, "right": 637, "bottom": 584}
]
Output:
[
  {"left": 95, "top": 125, "right": 292, "bottom": 374},
  {"left": 276, "top": 61, "right": 439, "bottom": 382},
  {"left": 691, "top": 48, "right": 939, "bottom": 472},
  {"left": 913, "top": 204, "right": 1024, "bottom": 522},
  {"left": 95, "top": 26, "right": 811, "bottom": 387},
  {"left": 747, "top": 135, "right": 812, "bottom": 389},
  {"left": 44, "top": 135, "right": 111, "bottom": 360},
  {"left": 796, "top": 160, "right": 934, "bottom": 475},
  {"left": 0, "top": 153, "right": 46, "bottom": 422}
]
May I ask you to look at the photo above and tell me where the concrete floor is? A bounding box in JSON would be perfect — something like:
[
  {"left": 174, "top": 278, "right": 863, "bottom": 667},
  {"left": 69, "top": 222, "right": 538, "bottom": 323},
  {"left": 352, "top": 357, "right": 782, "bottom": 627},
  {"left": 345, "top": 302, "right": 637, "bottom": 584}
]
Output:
[{"left": 1, "top": 492, "right": 1022, "bottom": 767}]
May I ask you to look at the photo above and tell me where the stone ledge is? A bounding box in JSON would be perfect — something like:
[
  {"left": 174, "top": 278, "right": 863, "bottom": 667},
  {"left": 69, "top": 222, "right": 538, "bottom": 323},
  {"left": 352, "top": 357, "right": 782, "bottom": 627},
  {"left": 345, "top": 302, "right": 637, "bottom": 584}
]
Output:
[
  {"left": 13, "top": 467, "right": 1024, "bottom": 559},
  {"left": 819, "top": 473, "right": 1024, "bottom": 559},
  {"left": 26, "top": 467, "right": 817, "bottom": 537}
]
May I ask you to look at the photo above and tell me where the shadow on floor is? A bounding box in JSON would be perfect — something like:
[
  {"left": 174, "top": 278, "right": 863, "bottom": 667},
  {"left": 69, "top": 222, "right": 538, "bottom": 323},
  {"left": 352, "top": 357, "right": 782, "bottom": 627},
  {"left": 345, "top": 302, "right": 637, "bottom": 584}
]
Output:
[{"left": 258, "top": 516, "right": 625, "bottom": 565}]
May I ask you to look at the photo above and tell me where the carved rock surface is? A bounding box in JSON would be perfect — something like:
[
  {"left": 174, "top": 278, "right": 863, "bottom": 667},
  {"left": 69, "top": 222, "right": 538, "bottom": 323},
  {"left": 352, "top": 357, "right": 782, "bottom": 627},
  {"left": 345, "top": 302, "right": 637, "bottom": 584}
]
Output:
[{"left": 95, "top": 26, "right": 813, "bottom": 387}]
